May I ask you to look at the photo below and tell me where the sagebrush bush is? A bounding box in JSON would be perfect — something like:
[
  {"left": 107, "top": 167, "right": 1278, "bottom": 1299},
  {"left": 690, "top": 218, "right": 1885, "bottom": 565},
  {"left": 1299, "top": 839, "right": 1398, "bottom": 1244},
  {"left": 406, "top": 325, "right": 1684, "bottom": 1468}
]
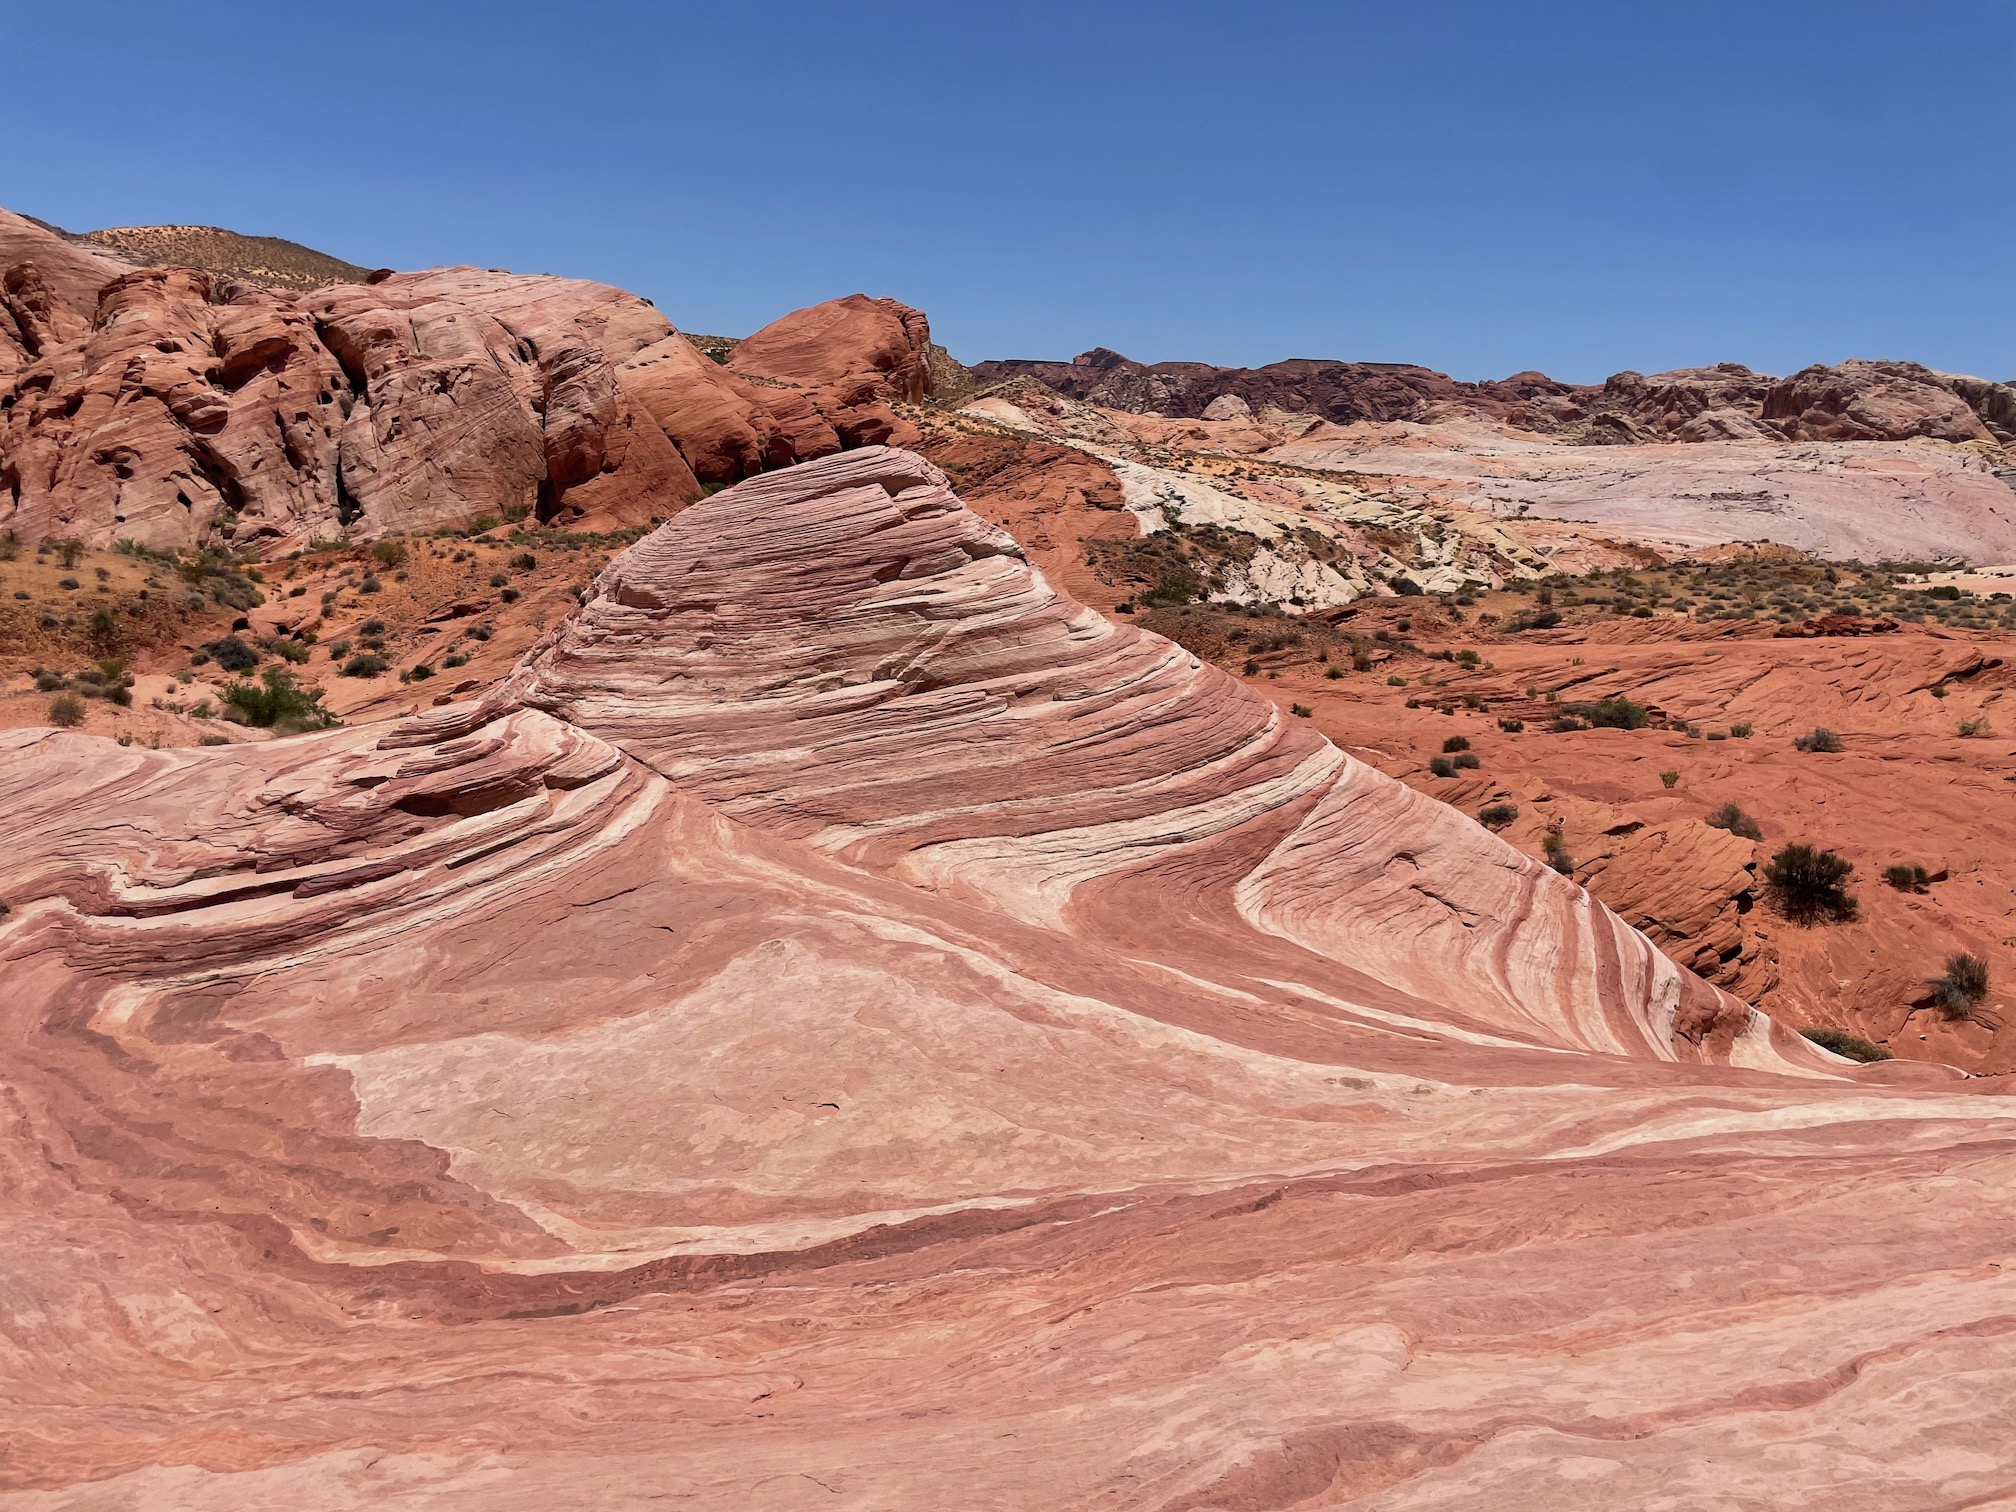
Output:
[
  {"left": 1498, "top": 718, "right": 1524, "bottom": 733},
  {"left": 48, "top": 692, "right": 86, "bottom": 727},
  {"left": 1442, "top": 736, "right": 1470, "bottom": 753},
  {"left": 1451, "top": 752, "right": 1481, "bottom": 770},
  {"left": 370, "top": 539, "right": 409, "bottom": 568},
  {"left": 1800, "top": 1027, "right": 1891, "bottom": 1063},
  {"left": 1883, "top": 863, "right": 1932, "bottom": 892},
  {"left": 341, "top": 653, "right": 389, "bottom": 678},
  {"left": 1705, "top": 803, "right": 1763, "bottom": 841},
  {"left": 1764, "top": 844, "right": 1857, "bottom": 924},
  {"left": 1479, "top": 802, "right": 1518, "bottom": 829},
  {"left": 1932, "top": 953, "right": 1989, "bottom": 1018},
  {"left": 1428, "top": 756, "right": 1456, "bottom": 778},
  {"left": 1794, "top": 727, "right": 1843, "bottom": 753}
]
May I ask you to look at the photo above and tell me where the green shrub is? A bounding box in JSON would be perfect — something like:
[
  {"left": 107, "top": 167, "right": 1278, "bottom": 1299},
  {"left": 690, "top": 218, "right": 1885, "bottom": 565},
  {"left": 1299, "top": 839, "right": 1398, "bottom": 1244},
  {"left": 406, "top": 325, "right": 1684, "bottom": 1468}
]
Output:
[
  {"left": 500, "top": 587, "right": 520, "bottom": 603},
  {"left": 509, "top": 551, "right": 538, "bottom": 571},
  {"left": 1932, "top": 953, "right": 1990, "bottom": 1017},
  {"left": 1800, "top": 1027, "right": 1891, "bottom": 1063},
  {"left": 341, "top": 653, "right": 389, "bottom": 678},
  {"left": 1428, "top": 756, "right": 1456, "bottom": 778},
  {"left": 222, "top": 667, "right": 338, "bottom": 731},
  {"left": 1705, "top": 803, "right": 1763, "bottom": 841},
  {"left": 1386, "top": 675, "right": 1407, "bottom": 687},
  {"left": 1959, "top": 717, "right": 1990, "bottom": 737},
  {"left": 489, "top": 572, "right": 509, "bottom": 588},
  {"left": 1930, "top": 684, "right": 1948, "bottom": 698},
  {"left": 370, "top": 539, "right": 409, "bottom": 568},
  {"left": 48, "top": 693, "right": 86, "bottom": 727},
  {"left": 1586, "top": 695, "right": 1651, "bottom": 730},
  {"left": 1289, "top": 702, "right": 1311, "bottom": 717},
  {"left": 359, "top": 576, "right": 383, "bottom": 594},
  {"left": 1882, "top": 863, "right": 1932, "bottom": 892},
  {"left": 1729, "top": 722, "right": 1753, "bottom": 738},
  {"left": 1659, "top": 769, "right": 1680, "bottom": 789},
  {"left": 1451, "top": 752, "right": 1481, "bottom": 770},
  {"left": 1764, "top": 844, "right": 1857, "bottom": 924},
  {"left": 1793, "top": 727, "right": 1843, "bottom": 753},
  {"left": 263, "top": 636, "right": 312, "bottom": 664},
  {"left": 1498, "top": 717, "right": 1524, "bottom": 733},
  {"left": 1442, "top": 736, "right": 1470, "bottom": 753},
  {"left": 444, "top": 653, "right": 469, "bottom": 668},
  {"left": 1479, "top": 802, "right": 1518, "bottom": 829},
  {"left": 1548, "top": 715, "right": 1586, "bottom": 732}
]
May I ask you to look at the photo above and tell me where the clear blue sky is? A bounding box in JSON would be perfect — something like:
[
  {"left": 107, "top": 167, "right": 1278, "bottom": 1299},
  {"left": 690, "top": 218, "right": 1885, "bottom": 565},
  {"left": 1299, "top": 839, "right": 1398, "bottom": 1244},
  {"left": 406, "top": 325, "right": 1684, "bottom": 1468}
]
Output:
[{"left": 5, "top": 1, "right": 2010, "bottom": 382}]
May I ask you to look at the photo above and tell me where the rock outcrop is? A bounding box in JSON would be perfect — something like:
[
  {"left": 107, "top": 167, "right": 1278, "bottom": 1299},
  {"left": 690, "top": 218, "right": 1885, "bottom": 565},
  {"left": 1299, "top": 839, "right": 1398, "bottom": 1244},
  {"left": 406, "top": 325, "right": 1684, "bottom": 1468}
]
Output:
[
  {"left": 0, "top": 210, "right": 944, "bottom": 551},
  {"left": 14, "top": 447, "right": 2016, "bottom": 1509}
]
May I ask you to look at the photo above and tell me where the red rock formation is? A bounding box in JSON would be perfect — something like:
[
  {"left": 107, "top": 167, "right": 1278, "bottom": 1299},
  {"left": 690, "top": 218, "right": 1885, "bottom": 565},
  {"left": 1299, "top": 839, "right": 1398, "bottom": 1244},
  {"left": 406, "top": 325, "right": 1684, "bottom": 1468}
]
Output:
[
  {"left": 1763, "top": 359, "right": 1999, "bottom": 443},
  {"left": 16, "top": 447, "right": 2016, "bottom": 1508},
  {"left": 0, "top": 211, "right": 944, "bottom": 550}
]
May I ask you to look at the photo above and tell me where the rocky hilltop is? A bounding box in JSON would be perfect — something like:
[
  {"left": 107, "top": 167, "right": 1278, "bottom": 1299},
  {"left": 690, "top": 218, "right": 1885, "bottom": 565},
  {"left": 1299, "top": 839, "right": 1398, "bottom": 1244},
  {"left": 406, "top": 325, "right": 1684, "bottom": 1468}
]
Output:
[
  {"left": 0, "top": 209, "right": 938, "bottom": 551},
  {"left": 16, "top": 448, "right": 2016, "bottom": 1510}
]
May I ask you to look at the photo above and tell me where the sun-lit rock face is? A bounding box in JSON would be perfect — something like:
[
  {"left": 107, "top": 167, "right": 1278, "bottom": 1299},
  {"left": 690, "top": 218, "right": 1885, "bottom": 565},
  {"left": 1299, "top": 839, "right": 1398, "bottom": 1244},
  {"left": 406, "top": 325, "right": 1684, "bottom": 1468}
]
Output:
[{"left": 8, "top": 447, "right": 2016, "bottom": 1511}]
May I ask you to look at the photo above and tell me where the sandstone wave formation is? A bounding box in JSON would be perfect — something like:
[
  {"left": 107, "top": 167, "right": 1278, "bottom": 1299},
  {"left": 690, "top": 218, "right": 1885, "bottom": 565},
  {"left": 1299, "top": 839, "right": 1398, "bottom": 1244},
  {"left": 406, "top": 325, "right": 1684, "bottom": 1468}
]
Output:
[
  {"left": 6, "top": 448, "right": 2016, "bottom": 1509},
  {"left": 0, "top": 209, "right": 949, "bottom": 552}
]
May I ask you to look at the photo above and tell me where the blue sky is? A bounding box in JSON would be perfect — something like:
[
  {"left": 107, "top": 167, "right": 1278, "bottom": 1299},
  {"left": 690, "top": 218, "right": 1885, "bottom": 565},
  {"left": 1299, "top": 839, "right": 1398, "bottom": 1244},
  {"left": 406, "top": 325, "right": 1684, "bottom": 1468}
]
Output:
[{"left": 5, "top": 1, "right": 2010, "bottom": 381}]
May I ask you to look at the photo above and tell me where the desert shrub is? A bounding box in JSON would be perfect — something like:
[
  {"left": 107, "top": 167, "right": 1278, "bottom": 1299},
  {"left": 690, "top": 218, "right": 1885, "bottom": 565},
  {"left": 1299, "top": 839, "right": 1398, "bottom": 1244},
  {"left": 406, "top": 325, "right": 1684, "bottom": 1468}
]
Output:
[
  {"left": 1386, "top": 675, "right": 1407, "bottom": 687},
  {"left": 1586, "top": 695, "right": 1651, "bottom": 730},
  {"left": 1705, "top": 803, "right": 1763, "bottom": 841},
  {"left": 56, "top": 576, "right": 80, "bottom": 590},
  {"left": 1442, "top": 736, "right": 1470, "bottom": 753},
  {"left": 1548, "top": 715, "right": 1586, "bottom": 732},
  {"left": 222, "top": 668, "right": 338, "bottom": 731},
  {"left": 199, "top": 733, "right": 230, "bottom": 746},
  {"left": 1522, "top": 609, "right": 1562, "bottom": 631},
  {"left": 202, "top": 635, "right": 261, "bottom": 673},
  {"left": 409, "top": 663, "right": 435, "bottom": 681},
  {"left": 1352, "top": 652, "right": 1372, "bottom": 672},
  {"left": 1800, "top": 1027, "right": 1891, "bottom": 1063},
  {"left": 1659, "top": 769, "right": 1680, "bottom": 789},
  {"left": 1479, "top": 802, "right": 1519, "bottom": 830},
  {"left": 1289, "top": 703, "right": 1312, "bottom": 717},
  {"left": 1730, "top": 721, "right": 1753, "bottom": 738},
  {"left": 1882, "top": 863, "right": 1932, "bottom": 892},
  {"left": 52, "top": 537, "right": 84, "bottom": 568},
  {"left": 34, "top": 670, "right": 65, "bottom": 692},
  {"left": 489, "top": 572, "right": 509, "bottom": 588},
  {"left": 1455, "top": 649, "right": 1480, "bottom": 667},
  {"left": 1932, "top": 953, "right": 1990, "bottom": 1017},
  {"left": 500, "top": 587, "right": 520, "bottom": 603},
  {"left": 1498, "top": 717, "right": 1524, "bottom": 733},
  {"left": 359, "top": 576, "right": 383, "bottom": 594},
  {"left": 370, "top": 539, "right": 409, "bottom": 568},
  {"left": 1324, "top": 666, "right": 1343, "bottom": 680},
  {"left": 467, "top": 625, "right": 493, "bottom": 641},
  {"left": 510, "top": 551, "right": 538, "bottom": 571},
  {"left": 1451, "top": 752, "right": 1481, "bottom": 770},
  {"left": 340, "top": 653, "right": 389, "bottom": 678},
  {"left": 444, "top": 653, "right": 469, "bottom": 668},
  {"left": 1793, "top": 727, "right": 1843, "bottom": 753},
  {"left": 1959, "top": 717, "right": 1991, "bottom": 737},
  {"left": 1929, "top": 684, "right": 1948, "bottom": 699},
  {"left": 262, "top": 636, "right": 312, "bottom": 664},
  {"left": 1764, "top": 844, "right": 1857, "bottom": 924},
  {"left": 1543, "top": 837, "right": 1576, "bottom": 875},
  {"left": 1428, "top": 756, "right": 1456, "bottom": 778},
  {"left": 48, "top": 693, "right": 86, "bottom": 727}
]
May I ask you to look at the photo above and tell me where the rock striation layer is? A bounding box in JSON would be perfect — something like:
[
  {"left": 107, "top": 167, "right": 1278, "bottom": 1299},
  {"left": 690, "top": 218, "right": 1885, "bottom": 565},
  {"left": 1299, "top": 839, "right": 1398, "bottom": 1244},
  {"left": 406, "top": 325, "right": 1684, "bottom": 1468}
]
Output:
[{"left": 5, "top": 448, "right": 2015, "bottom": 1510}]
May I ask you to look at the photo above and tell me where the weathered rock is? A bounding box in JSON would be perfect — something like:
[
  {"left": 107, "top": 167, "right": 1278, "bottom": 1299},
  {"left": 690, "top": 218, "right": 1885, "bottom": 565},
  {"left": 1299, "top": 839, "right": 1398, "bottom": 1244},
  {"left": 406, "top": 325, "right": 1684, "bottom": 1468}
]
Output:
[
  {"left": 21, "top": 450, "right": 2005, "bottom": 1509},
  {"left": 1763, "top": 358, "right": 1998, "bottom": 443},
  {"left": 0, "top": 206, "right": 954, "bottom": 550}
]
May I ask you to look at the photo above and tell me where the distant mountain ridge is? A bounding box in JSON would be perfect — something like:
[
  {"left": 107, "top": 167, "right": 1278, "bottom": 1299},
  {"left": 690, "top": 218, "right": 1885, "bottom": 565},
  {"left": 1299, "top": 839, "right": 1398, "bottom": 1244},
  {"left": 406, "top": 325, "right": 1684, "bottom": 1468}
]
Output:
[
  {"left": 24, "top": 215, "right": 377, "bottom": 292},
  {"left": 970, "top": 348, "right": 2016, "bottom": 447}
]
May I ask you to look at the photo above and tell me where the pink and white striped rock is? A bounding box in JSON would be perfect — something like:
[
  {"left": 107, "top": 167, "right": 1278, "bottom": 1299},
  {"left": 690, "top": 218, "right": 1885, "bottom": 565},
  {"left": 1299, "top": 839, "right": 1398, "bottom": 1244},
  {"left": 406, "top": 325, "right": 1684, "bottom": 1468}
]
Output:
[{"left": 2, "top": 448, "right": 2010, "bottom": 1512}]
